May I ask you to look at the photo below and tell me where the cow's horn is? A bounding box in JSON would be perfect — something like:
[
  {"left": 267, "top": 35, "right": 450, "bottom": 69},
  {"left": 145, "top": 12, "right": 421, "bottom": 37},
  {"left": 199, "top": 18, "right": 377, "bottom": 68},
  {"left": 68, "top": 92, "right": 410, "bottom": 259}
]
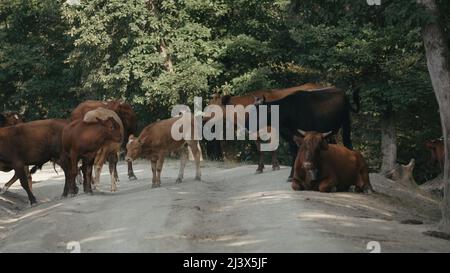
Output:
[
  {"left": 322, "top": 131, "right": 332, "bottom": 138},
  {"left": 297, "top": 129, "right": 306, "bottom": 136}
]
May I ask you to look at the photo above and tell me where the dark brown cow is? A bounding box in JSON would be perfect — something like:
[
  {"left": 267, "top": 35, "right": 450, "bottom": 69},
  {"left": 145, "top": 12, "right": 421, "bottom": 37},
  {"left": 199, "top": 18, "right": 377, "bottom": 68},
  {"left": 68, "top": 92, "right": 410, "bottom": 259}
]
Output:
[
  {"left": 0, "top": 119, "right": 69, "bottom": 204},
  {"left": 71, "top": 100, "right": 138, "bottom": 180},
  {"left": 291, "top": 130, "right": 373, "bottom": 193},
  {"left": 208, "top": 83, "right": 324, "bottom": 173},
  {"left": 425, "top": 138, "right": 444, "bottom": 171},
  {"left": 61, "top": 109, "right": 122, "bottom": 196}
]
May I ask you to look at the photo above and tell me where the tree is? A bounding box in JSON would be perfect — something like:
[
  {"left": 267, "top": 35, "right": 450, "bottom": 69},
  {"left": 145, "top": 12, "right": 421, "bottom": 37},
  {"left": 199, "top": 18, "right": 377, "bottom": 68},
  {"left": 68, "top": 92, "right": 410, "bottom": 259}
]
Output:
[{"left": 417, "top": 0, "right": 450, "bottom": 232}]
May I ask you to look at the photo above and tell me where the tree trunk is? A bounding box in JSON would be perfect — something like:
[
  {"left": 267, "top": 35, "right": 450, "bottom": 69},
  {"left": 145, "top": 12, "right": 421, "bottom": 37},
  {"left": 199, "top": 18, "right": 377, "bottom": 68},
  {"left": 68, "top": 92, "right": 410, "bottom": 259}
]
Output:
[
  {"left": 380, "top": 113, "right": 397, "bottom": 173},
  {"left": 160, "top": 38, "right": 174, "bottom": 72},
  {"left": 418, "top": 0, "right": 450, "bottom": 232}
]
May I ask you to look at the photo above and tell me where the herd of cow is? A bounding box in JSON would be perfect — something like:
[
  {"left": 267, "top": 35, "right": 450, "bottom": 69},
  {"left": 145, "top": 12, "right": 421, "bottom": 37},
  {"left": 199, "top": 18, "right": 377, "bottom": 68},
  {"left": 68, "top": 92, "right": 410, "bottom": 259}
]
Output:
[{"left": 0, "top": 83, "right": 444, "bottom": 205}]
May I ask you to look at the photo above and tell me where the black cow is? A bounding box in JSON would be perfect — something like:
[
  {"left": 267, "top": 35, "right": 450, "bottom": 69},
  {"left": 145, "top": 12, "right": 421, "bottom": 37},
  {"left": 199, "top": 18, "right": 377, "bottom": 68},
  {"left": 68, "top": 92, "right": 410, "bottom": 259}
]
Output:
[{"left": 255, "top": 87, "right": 359, "bottom": 180}]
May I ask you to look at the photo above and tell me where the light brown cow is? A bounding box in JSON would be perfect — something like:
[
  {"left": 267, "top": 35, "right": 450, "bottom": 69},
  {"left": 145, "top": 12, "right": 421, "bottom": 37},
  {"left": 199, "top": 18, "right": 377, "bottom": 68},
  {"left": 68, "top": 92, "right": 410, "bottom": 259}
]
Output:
[
  {"left": 208, "top": 83, "right": 325, "bottom": 173},
  {"left": 291, "top": 130, "right": 373, "bottom": 193},
  {"left": 125, "top": 114, "right": 201, "bottom": 188}
]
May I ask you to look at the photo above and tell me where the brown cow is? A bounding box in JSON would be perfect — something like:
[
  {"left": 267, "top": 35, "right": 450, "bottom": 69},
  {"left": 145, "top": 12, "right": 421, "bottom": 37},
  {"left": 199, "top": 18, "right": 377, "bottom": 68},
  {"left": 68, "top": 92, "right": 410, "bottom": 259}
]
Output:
[
  {"left": 84, "top": 108, "right": 124, "bottom": 192},
  {"left": 71, "top": 100, "right": 138, "bottom": 180},
  {"left": 425, "top": 138, "right": 444, "bottom": 172},
  {"left": 208, "top": 83, "right": 324, "bottom": 174},
  {"left": 291, "top": 130, "right": 373, "bottom": 193},
  {"left": 61, "top": 109, "right": 122, "bottom": 196},
  {"left": 125, "top": 114, "right": 201, "bottom": 188},
  {"left": 0, "top": 119, "right": 69, "bottom": 204}
]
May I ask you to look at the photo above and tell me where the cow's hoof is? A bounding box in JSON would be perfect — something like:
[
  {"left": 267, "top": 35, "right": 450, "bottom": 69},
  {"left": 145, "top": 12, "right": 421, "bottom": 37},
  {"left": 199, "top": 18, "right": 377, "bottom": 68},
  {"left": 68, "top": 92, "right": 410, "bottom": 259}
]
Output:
[
  {"left": 129, "top": 175, "right": 138, "bottom": 181},
  {"left": 30, "top": 201, "right": 39, "bottom": 207},
  {"left": 0, "top": 188, "right": 6, "bottom": 194},
  {"left": 272, "top": 166, "right": 281, "bottom": 171},
  {"left": 176, "top": 178, "right": 182, "bottom": 184},
  {"left": 110, "top": 188, "right": 117, "bottom": 193},
  {"left": 255, "top": 169, "right": 263, "bottom": 174},
  {"left": 195, "top": 176, "right": 201, "bottom": 181},
  {"left": 151, "top": 184, "right": 160, "bottom": 189}
]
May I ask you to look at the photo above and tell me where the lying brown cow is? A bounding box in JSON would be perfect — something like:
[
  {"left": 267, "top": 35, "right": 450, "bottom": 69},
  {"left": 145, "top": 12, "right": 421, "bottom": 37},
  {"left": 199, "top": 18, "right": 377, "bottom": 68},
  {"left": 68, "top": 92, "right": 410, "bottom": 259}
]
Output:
[
  {"left": 208, "top": 83, "right": 324, "bottom": 174},
  {"left": 291, "top": 130, "right": 373, "bottom": 193},
  {"left": 125, "top": 115, "right": 201, "bottom": 188},
  {"left": 61, "top": 109, "right": 122, "bottom": 196},
  {"left": 425, "top": 138, "right": 444, "bottom": 172},
  {"left": 0, "top": 119, "right": 69, "bottom": 204},
  {"left": 71, "top": 100, "right": 138, "bottom": 180}
]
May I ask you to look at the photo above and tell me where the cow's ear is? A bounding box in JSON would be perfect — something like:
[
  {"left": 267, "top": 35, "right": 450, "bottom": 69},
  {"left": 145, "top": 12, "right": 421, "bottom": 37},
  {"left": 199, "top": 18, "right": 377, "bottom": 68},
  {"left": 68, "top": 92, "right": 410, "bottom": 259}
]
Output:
[
  {"left": 293, "top": 135, "right": 303, "bottom": 147},
  {"left": 221, "top": 95, "right": 232, "bottom": 105}
]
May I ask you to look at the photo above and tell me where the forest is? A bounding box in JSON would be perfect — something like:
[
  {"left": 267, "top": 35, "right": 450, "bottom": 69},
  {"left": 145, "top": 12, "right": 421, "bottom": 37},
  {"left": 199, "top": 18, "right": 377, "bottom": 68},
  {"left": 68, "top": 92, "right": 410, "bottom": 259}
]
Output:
[{"left": 1, "top": 0, "right": 450, "bottom": 223}]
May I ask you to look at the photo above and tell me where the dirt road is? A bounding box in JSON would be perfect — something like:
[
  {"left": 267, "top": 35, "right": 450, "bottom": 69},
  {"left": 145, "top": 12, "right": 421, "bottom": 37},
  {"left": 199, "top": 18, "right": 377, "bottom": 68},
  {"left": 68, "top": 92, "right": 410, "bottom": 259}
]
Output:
[{"left": 1, "top": 160, "right": 449, "bottom": 252}]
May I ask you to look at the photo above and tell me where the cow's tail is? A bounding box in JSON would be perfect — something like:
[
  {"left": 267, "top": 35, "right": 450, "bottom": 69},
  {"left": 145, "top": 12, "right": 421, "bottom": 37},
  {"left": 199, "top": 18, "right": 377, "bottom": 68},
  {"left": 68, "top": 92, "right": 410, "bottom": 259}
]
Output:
[
  {"left": 29, "top": 162, "right": 59, "bottom": 175},
  {"left": 349, "top": 86, "right": 361, "bottom": 113},
  {"left": 342, "top": 99, "right": 353, "bottom": 150}
]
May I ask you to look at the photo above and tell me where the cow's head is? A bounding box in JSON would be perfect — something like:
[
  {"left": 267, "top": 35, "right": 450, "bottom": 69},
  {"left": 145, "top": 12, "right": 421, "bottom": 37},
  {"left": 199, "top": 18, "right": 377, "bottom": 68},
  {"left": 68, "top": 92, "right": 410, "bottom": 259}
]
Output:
[
  {"left": 98, "top": 117, "right": 122, "bottom": 143},
  {"left": 125, "top": 134, "right": 142, "bottom": 162},
  {"left": 293, "top": 130, "right": 332, "bottom": 184}
]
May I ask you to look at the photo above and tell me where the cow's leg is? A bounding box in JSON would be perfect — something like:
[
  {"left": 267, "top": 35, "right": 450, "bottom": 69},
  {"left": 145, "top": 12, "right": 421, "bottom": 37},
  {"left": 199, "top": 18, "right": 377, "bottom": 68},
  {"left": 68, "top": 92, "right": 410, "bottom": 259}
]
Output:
[
  {"left": 176, "top": 147, "right": 188, "bottom": 184},
  {"left": 108, "top": 152, "right": 119, "bottom": 192},
  {"left": 93, "top": 149, "right": 107, "bottom": 190},
  {"left": 155, "top": 155, "right": 165, "bottom": 188},
  {"left": 287, "top": 142, "right": 298, "bottom": 182},
  {"left": 66, "top": 152, "right": 79, "bottom": 196},
  {"left": 150, "top": 159, "right": 157, "bottom": 188},
  {"left": 15, "top": 165, "right": 37, "bottom": 205},
  {"left": 318, "top": 178, "right": 337, "bottom": 193},
  {"left": 1, "top": 172, "right": 19, "bottom": 194},
  {"left": 189, "top": 141, "right": 201, "bottom": 181},
  {"left": 271, "top": 149, "right": 280, "bottom": 171},
  {"left": 81, "top": 159, "right": 94, "bottom": 194},
  {"left": 255, "top": 139, "right": 265, "bottom": 174},
  {"left": 128, "top": 161, "right": 137, "bottom": 181},
  {"left": 25, "top": 167, "right": 32, "bottom": 191}
]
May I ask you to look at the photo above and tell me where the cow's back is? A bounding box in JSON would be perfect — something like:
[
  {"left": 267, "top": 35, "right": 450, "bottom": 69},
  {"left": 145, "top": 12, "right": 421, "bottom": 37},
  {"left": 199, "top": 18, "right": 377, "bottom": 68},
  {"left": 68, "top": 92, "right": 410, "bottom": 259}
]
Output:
[
  {"left": 270, "top": 88, "right": 347, "bottom": 135},
  {"left": 71, "top": 100, "right": 107, "bottom": 121},
  {"left": 320, "top": 145, "right": 364, "bottom": 190},
  {"left": 138, "top": 117, "right": 188, "bottom": 154},
  {"left": 0, "top": 119, "right": 68, "bottom": 164}
]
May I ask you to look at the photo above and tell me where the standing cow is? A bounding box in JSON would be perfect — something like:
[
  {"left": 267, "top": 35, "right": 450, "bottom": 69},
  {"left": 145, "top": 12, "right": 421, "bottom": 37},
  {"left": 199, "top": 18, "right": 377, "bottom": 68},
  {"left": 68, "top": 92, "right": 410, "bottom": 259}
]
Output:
[
  {"left": 61, "top": 109, "right": 122, "bottom": 196},
  {"left": 0, "top": 119, "right": 69, "bottom": 204},
  {"left": 71, "top": 100, "right": 138, "bottom": 180},
  {"left": 291, "top": 130, "right": 373, "bottom": 193},
  {"left": 125, "top": 114, "right": 201, "bottom": 188},
  {"left": 208, "top": 83, "right": 324, "bottom": 173},
  {"left": 256, "top": 87, "right": 359, "bottom": 180}
]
